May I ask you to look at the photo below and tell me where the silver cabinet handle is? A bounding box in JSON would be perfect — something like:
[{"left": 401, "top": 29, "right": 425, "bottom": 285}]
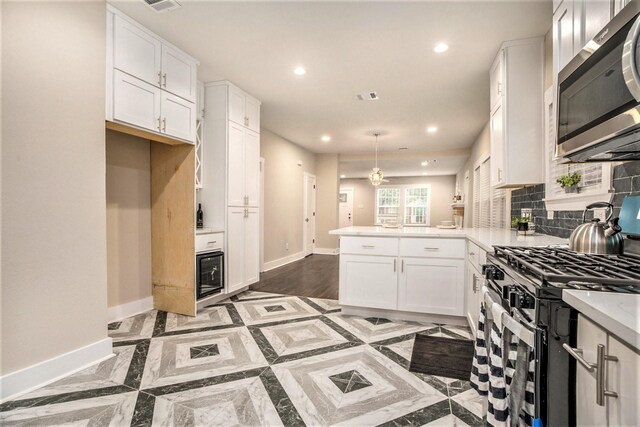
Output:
[
  {"left": 157, "top": 72, "right": 162, "bottom": 86},
  {"left": 424, "top": 247, "right": 439, "bottom": 251},
  {"left": 401, "top": 259, "right": 404, "bottom": 273},
  {"left": 162, "top": 117, "right": 166, "bottom": 132},
  {"left": 157, "top": 116, "right": 161, "bottom": 131},
  {"left": 162, "top": 73, "right": 167, "bottom": 87},
  {"left": 362, "top": 245, "right": 375, "bottom": 249},
  {"left": 393, "top": 259, "right": 396, "bottom": 272},
  {"left": 207, "top": 241, "right": 217, "bottom": 245},
  {"left": 562, "top": 344, "right": 596, "bottom": 372},
  {"left": 244, "top": 116, "right": 249, "bottom": 127},
  {"left": 472, "top": 273, "right": 478, "bottom": 293},
  {"left": 244, "top": 196, "right": 248, "bottom": 206},
  {"left": 595, "top": 344, "right": 618, "bottom": 406}
]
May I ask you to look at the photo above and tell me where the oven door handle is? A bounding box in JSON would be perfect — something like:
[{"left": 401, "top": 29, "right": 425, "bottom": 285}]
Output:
[{"left": 622, "top": 15, "right": 640, "bottom": 101}]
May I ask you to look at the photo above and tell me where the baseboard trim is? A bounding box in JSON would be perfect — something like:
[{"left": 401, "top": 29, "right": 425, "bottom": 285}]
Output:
[
  {"left": 107, "top": 296, "right": 153, "bottom": 323},
  {"left": 262, "top": 251, "right": 305, "bottom": 272},
  {"left": 313, "top": 247, "right": 339, "bottom": 255},
  {"left": 0, "top": 337, "right": 113, "bottom": 402}
]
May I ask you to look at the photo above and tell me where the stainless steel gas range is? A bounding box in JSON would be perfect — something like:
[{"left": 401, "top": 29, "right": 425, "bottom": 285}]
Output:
[{"left": 482, "top": 246, "right": 640, "bottom": 426}]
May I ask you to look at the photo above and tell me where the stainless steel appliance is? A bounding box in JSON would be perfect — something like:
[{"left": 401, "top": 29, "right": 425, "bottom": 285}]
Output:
[
  {"left": 482, "top": 246, "right": 640, "bottom": 426},
  {"left": 568, "top": 202, "right": 623, "bottom": 254},
  {"left": 557, "top": 0, "right": 640, "bottom": 161},
  {"left": 196, "top": 251, "right": 224, "bottom": 299}
]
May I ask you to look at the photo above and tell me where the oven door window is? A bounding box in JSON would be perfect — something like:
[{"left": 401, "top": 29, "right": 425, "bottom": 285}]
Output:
[{"left": 558, "top": 18, "right": 638, "bottom": 145}]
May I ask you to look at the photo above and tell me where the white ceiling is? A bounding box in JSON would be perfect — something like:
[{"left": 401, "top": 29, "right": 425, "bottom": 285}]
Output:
[{"left": 110, "top": 0, "right": 552, "bottom": 157}]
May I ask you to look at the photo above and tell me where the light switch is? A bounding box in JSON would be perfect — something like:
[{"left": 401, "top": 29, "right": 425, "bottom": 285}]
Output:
[{"left": 547, "top": 210, "right": 554, "bottom": 220}]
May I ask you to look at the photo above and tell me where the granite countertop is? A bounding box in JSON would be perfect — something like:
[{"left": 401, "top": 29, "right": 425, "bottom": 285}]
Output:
[
  {"left": 329, "top": 226, "right": 568, "bottom": 252},
  {"left": 563, "top": 290, "right": 640, "bottom": 351}
]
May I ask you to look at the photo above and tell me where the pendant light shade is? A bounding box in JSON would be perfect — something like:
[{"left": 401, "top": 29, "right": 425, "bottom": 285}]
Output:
[{"left": 369, "top": 133, "right": 385, "bottom": 186}]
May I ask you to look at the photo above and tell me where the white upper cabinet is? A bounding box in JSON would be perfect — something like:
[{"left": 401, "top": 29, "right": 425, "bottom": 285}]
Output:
[
  {"left": 554, "top": 1, "right": 577, "bottom": 74},
  {"left": 228, "top": 85, "right": 261, "bottom": 133},
  {"left": 113, "top": 15, "right": 161, "bottom": 87},
  {"left": 489, "top": 38, "right": 545, "bottom": 188},
  {"left": 107, "top": 6, "right": 199, "bottom": 143},
  {"left": 161, "top": 44, "right": 197, "bottom": 102}
]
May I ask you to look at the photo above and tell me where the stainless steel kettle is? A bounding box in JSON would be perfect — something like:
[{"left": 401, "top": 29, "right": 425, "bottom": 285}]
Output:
[{"left": 569, "top": 202, "right": 624, "bottom": 254}]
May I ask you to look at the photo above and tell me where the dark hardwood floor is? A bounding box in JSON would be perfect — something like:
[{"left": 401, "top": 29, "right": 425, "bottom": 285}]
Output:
[{"left": 250, "top": 254, "right": 339, "bottom": 299}]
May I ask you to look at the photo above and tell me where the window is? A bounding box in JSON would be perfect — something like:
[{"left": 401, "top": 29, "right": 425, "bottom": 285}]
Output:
[
  {"left": 473, "top": 156, "right": 509, "bottom": 228},
  {"left": 376, "top": 185, "right": 431, "bottom": 225},
  {"left": 544, "top": 87, "right": 612, "bottom": 210}
]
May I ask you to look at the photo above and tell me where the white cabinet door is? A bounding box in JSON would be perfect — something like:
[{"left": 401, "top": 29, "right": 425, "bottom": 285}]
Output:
[
  {"left": 227, "top": 208, "right": 245, "bottom": 293},
  {"left": 161, "top": 91, "right": 196, "bottom": 142},
  {"left": 398, "top": 257, "right": 465, "bottom": 316},
  {"left": 227, "top": 123, "right": 246, "bottom": 207},
  {"left": 245, "top": 96, "right": 261, "bottom": 133},
  {"left": 228, "top": 86, "right": 246, "bottom": 128},
  {"left": 113, "top": 70, "right": 161, "bottom": 132},
  {"left": 244, "top": 129, "right": 260, "bottom": 207},
  {"left": 339, "top": 255, "right": 398, "bottom": 310},
  {"left": 576, "top": 314, "right": 608, "bottom": 427},
  {"left": 244, "top": 208, "right": 260, "bottom": 285},
  {"left": 113, "top": 16, "right": 161, "bottom": 87},
  {"left": 614, "top": 0, "right": 632, "bottom": 15},
  {"left": 465, "top": 263, "right": 482, "bottom": 335},
  {"left": 554, "top": 1, "right": 576, "bottom": 74},
  {"left": 489, "top": 51, "right": 503, "bottom": 111},
  {"left": 161, "top": 44, "right": 196, "bottom": 103},
  {"left": 607, "top": 335, "right": 640, "bottom": 426},
  {"left": 490, "top": 102, "right": 505, "bottom": 187},
  {"left": 579, "top": 0, "right": 612, "bottom": 49}
]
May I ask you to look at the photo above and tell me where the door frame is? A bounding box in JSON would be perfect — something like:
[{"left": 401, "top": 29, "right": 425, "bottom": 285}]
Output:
[
  {"left": 339, "top": 187, "right": 355, "bottom": 228},
  {"left": 260, "top": 158, "right": 265, "bottom": 272},
  {"left": 303, "top": 172, "right": 317, "bottom": 256}
]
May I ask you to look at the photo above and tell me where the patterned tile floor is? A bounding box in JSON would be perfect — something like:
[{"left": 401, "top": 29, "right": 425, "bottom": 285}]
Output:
[{"left": 0, "top": 291, "right": 484, "bottom": 426}]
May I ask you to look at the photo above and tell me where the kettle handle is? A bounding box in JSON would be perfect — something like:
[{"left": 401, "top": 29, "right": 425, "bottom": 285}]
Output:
[{"left": 583, "top": 202, "right": 614, "bottom": 223}]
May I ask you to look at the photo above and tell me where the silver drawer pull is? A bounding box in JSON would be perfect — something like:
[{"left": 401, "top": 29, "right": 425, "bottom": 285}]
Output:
[
  {"left": 562, "top": 344, "right": 595, "bottom": 372},
  {"left": 207, "top": 241, "right": 217, "bottom": 245},
  {"left": 362, "top": 245, "right": 375, "bottom": 249},
  {"left": 595, "top": 344, "right": 618, "bottom": 406},
  {"left": 424, "top": 247, "right": 439, "bottom": 251}
]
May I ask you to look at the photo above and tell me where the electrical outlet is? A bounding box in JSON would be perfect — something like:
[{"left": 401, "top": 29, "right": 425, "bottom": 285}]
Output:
[
  {"left": 521, "top": 208, "right": 533, "bottom": 219},
  {"left": 547, "top": 210, "right": 554, "bottom": 220},
  {"left": 285, "top": 242, "right": 289, "bottom": 251}
]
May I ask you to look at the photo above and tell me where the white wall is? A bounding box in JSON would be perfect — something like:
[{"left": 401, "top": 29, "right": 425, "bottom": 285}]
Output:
[
  {"left": 106, "top": 131, "right": 152, "bottom": 308},
  {"left": 261, "top": 130, "right": 316, "bottom": 263},
  {"left": 1, "top": 1, "right": 108, "bottom": 377},
  {"left": 316, "top": 154, "right": 340, "bottom": 250}
]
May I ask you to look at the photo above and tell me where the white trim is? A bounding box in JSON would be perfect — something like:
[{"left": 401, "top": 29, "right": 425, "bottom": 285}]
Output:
[
  {"left": 0, "top": 338, "right": 113, "bottom": 402},
  {"left": 260, "top": 158, "right": 265, "bottom": 272},
  {"left": 313, "top": 247, "right": 340, "bottom": 255},
  {"left": 303, "top": 172, "right": 317, "bottom": 257},
  {"left": 262, "top": 251, "right": 305, "bottom": 272},
  {"left": 107, "top": 296, "right": 153, "bottom": 323},
  {"left": 340, "top": 305, "right": 468, "bottom": 326}
]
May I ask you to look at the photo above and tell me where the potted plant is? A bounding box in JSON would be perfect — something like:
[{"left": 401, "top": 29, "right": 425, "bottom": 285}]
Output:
[{"left": 556, "top": 172, "right": 581, "bottom": 193}]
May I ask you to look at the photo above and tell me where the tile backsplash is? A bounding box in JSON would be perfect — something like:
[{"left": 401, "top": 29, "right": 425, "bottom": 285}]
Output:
[{"left": 511, "top": 161, "right": 640, "bottom": 238}]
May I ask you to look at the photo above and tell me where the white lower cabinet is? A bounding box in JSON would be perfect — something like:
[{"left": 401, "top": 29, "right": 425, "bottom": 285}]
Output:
[
  {"left": 227, "top": 207, "right": 260, "bottom": 293},
  {"left": 338, "top": 237, "right": 465, "bottom": 316},
  {"left": 339, "top": 254, "right": 398, "bottom": 310},
  {"left": 398, "top": 257, "right": 465, "bottom": 316},
  {"left": 575, "top": 314, "right": 640, "bottom": 426},
  {"left": 465, "top": 263, "right": 482, "bottom": 334}
]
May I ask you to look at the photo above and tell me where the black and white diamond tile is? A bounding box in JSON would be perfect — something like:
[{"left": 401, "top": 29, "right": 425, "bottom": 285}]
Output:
[
  {"left": 140, "top": 327, "right": 268, "bottom": 389},
  {"left": 1, "top": 290, "right": 485, "bottom": 426},
  {"left": 108, "top": 310, "right": 157, "bottom": 342},
  {"left": 234, "top": 296, "right": 321, "bottom": 326},
  {"left": 327, "top": 312, "right": 434, "bottom": 343}
]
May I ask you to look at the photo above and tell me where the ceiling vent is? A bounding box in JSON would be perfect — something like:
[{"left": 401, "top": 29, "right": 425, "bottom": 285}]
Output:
[
  {"left": 356, "top": 91, "right": 379, "bottom": 101},
  {"left": 143, "top": 0, "right": 181, "bottom": 13}
]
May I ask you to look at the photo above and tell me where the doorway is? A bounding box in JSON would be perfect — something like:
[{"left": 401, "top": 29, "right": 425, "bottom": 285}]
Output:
[
  {"left": 339, "top": 187, "right": 354, "bottom": 228},
  {"left": 303, "top": 173, "right": 316, "bottom": 256}
]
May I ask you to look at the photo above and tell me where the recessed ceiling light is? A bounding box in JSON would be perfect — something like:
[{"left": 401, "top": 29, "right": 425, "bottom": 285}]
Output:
[
  {"left": 340, "top": 174, "right": 346, "bottom": 179},
  {"left": 427, "top": 126, "right": 438, "bottom": 133},
  {"left": 294, "top": 66, "right": 306, "bottom": 76},
  {"left": 422, "top": 172, "right": 428, "bottom": 176},
  {"left": 433, "top": 43, "right": 449, "bottom": 53},
  {"left": 321, "top": 135, "right": 331, "bottom": 142},
  {"left": 421, "top": 161, "right": 429, "bottom": 166}
]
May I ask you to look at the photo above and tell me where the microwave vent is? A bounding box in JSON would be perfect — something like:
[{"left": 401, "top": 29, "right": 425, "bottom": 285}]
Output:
[{"left": 143, "top": 0, "right": 181, "bottom": 13}]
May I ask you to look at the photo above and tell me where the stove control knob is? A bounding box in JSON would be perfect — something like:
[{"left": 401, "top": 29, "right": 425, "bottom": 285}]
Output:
[{"left": 482, "top": 265, "right": 505, "bottom": 281}]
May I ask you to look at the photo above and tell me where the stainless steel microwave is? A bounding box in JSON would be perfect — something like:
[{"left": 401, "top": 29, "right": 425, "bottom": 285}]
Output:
[{"left": 557, "top": 0, "right": 640, "bottom": 162}]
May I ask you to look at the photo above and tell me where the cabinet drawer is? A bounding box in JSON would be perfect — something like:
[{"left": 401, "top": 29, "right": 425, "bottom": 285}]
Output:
[
  {"left": 399, "top": 238, "right": 465, "bottom": 259},
  {"left": 196, "top": 232, "right": 223, "bottom": 253},
  {"left": 340, "top": 236, "right": 398, "bottom": 256}
]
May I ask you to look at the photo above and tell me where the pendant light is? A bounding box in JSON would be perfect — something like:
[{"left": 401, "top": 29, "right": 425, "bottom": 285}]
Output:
[{"left": 369, "top": 133, "right": 385, "bottom": 186}]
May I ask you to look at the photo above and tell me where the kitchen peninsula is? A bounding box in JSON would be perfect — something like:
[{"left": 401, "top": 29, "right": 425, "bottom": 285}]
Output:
[{"left": 329, "top": 226, "right": 567, "bottom": 327}]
